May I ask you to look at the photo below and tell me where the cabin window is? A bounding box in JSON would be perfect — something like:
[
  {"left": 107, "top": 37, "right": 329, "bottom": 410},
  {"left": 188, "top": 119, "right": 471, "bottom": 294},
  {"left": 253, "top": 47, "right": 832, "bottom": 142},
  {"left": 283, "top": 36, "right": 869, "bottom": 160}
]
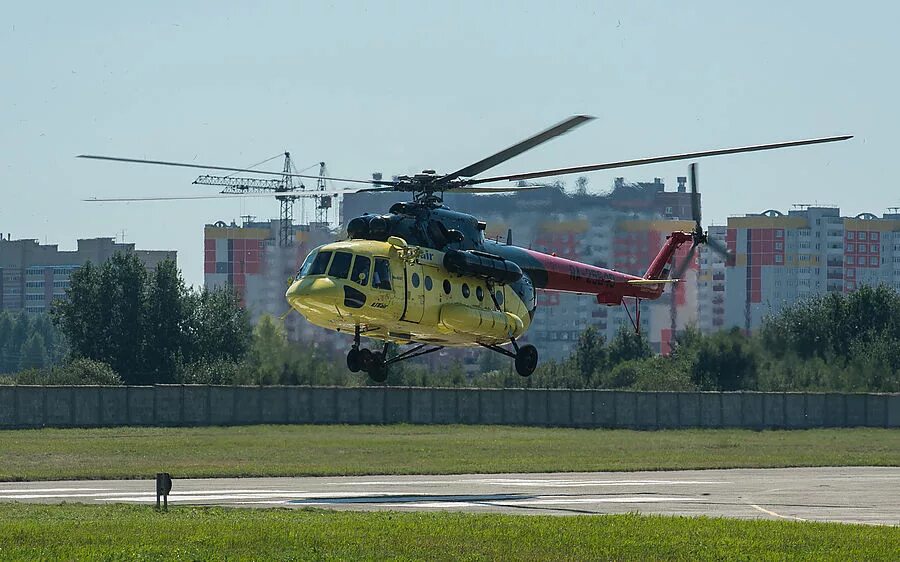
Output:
[
  {"left": 373, "top": 258, "right": 392, "bottom": 290},
  {"left": 309, "top": 251, "right": 332, "bottom": 276},
  {"left": 443, "top": 279, "right": 451, "bottom": 295},
  {"left": 328, "top": 251, "right": 353, "bottom": 279},
  {"left": 411, "top": 272, "right": 420, "bottom": 288},
  {"left": 424, "top": 276, "right": 433, "bottom": 291},
  {"left": 297, "top": 250, "right": 318, "bottom": 279},
  {"left": 495, "top": 290, "right": 504, "bottom": 306},
  {"left": 476, "top": 286, "right": 484, "bottom": 301},
  {"left": 462, "top": 283, "right": 470, "bottom": 299},
  {"left": 351, "top": 255, "right": 371, "bottom": 286}
]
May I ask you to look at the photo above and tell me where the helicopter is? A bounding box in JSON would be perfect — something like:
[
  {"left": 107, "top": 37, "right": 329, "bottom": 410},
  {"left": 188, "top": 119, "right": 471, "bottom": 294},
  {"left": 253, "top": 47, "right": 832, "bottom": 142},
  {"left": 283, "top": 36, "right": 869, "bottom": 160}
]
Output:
[{"left": 79, "top": 116, "right": 851, "bottom": 381}]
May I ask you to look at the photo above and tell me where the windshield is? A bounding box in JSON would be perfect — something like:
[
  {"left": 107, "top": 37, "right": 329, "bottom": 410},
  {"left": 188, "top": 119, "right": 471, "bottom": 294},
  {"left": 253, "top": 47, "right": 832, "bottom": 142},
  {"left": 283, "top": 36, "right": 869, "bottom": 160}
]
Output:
[
  {"left": 308, "top": 250, "right": 332, "bottom": 276},
  {"left": 297, "top": 249, "right": 318, "bottom": 279}
]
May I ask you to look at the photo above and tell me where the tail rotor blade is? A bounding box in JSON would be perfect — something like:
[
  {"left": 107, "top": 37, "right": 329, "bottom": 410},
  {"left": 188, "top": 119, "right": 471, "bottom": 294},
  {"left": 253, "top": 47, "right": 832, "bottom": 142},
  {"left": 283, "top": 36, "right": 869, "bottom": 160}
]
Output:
[
  {"left": 706, "top": 236, "right": 732, "bottom": 259},
  {"left": 689, "top": 162, "right": 701, "bottom": 227},
  {"left": 673, "top": 244, "right": 698, "bottom": 280}
]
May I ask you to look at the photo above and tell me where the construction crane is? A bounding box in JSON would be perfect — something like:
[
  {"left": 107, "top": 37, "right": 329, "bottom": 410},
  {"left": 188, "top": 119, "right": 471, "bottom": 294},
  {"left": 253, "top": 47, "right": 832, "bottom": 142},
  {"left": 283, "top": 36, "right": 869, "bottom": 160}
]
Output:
[{"left": 193, "top": 152, "right": 332, "bottom": 247}]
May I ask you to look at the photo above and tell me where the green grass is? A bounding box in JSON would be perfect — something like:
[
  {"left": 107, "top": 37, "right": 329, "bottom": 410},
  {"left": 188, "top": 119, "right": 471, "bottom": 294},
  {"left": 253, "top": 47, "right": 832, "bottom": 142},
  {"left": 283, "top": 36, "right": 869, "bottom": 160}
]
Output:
[
  {"left": 0, "top": 425, "right": 897, "bottom": 481},
  {"left": 0, "top": 503, "right": 896, "bottom": 561}
]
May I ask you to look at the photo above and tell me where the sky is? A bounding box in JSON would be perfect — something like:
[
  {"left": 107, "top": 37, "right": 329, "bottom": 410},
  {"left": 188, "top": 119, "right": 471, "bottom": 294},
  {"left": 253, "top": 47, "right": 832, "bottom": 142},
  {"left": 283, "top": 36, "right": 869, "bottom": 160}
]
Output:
[{"left": 2, "top": 1, "right": 897, "bottom": 287}]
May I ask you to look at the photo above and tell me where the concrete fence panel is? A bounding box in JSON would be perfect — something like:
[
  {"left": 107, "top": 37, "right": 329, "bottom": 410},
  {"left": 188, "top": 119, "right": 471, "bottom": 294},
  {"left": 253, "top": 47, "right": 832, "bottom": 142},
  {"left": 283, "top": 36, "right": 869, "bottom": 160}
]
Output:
[
  {"left": 613, "top": 392, "right": 637, "bottom": 428},
  {"left": 359, "top": 388, "right": 385, "bottom": 424},
  {"left": 409, "top": 388, "right": 433, "bottom": 424},
  {"left": 761, "top": 393, "right": 784, "bottom": 429},
  {"left": 127, "top": 386, "right": 154, "bottom": 426},
  {"left": 845, "top": 394, "right": 867, "bottom": 427},
  {"left": 784, "top": 394, "right": 808, "bottom": 429},
  {"left": 526, "top": 390, "right": 549, "bottom": 426},
  {"left": 209, "top": 386, "right": 236, "bottom": 425},
  {"left": 235, "top": 387, "right": 263, "bottom": 425},
  {"left": 593, "top": 391, "right": 615, "bottom": 427},
  {"left": 635, "top": 392, "right": 657, "bottom": 429},
  {"left": 699, "top": 392, "right": 722, "bottom": 427},
  {"left": 0, "top": 386, "right": 16, "bottom": 428},
  {"left": 479, "top": 390, "right": 504, "bottom": 425},
  {"left": 183, "top": 386, "right": 211, "bottom": 426},
  {"left": 336, "top": 388, "right": 362, "bottom": 424},
  {"left": 73, "top": 386, "right": 101, "bottom": 427},
  {"left": 385, "top": 388, "right": 410, "bottom": 424},
  {"left": 100, "top": 386, "right": 128, "bottom": 426},
  {"left": 721, "top": 393, "right": 743, "bottom": 427},
  {"left": 457, "top": 389, "right": 480, "bottom": 424},
  {"left": 657, "top": 393, "right": 680, "bottom": 429},
  {"left": 45, "top": 387, "right": 74, "bottom": 427},
  {"left": 155, "top": 386, "right": 183, "bottom": 426},
  {"left": 570, "top": 391, "right": 594, "bottom": 427},
  {"left": 502, "top": 390, "right": 526, "bottom": 425},
  {"left": 677, "top": 393, "right": 700, "bottom": 427},
  {"left": 547, "top": 390, "right": 572, "bottom": 427},
  {"left": 805, "top": 393, "right": 826, "bottom": 428},
  {"left": 888, "top": 395, "right": 900, "bottom": 428}
]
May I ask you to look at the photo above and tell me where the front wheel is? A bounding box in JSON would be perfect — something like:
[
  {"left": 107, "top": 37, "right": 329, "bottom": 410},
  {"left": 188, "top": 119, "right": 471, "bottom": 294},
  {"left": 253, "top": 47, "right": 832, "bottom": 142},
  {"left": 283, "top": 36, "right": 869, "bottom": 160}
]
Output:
[
  {"left": 347, "top": 348, "right": 362, "bottom": 373},
  {"left": 514, "top": 344, "right": 538, "bottom": 377}
]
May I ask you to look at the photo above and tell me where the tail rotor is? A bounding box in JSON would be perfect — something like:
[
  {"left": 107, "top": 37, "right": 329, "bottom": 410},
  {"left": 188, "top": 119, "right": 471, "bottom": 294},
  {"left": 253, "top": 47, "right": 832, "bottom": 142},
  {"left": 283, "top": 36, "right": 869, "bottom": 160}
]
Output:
[{"left": 672, "top": 163, "right": 732, "bottom": 280}]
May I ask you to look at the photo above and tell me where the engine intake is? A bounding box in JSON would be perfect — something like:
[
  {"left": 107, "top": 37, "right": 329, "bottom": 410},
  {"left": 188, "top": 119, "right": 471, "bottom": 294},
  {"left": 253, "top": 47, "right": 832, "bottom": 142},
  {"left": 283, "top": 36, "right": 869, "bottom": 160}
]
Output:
[{"left": 443, "top": 249, "right": 523, "bottom": 284}]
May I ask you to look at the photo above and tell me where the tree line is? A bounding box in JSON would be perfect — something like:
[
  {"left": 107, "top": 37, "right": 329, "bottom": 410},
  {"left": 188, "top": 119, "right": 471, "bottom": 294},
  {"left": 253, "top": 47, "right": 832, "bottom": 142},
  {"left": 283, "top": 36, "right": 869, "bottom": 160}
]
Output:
[{"left": 2, "top": 250, "right": 898, "bottom": 393}]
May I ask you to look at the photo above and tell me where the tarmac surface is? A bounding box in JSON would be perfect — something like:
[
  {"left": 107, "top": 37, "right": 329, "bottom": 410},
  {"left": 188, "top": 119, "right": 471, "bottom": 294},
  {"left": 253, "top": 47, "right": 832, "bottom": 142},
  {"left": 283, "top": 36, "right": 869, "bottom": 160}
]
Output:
[{"left": 1, "top": 467, "right": 897, "bottom": 525}]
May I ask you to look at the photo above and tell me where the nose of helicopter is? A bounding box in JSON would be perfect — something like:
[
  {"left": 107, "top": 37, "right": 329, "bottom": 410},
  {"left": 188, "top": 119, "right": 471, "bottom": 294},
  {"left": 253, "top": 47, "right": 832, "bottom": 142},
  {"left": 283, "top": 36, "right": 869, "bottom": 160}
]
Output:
[{"left": 286, "top": 277, "right": 342, "bottom": 310}]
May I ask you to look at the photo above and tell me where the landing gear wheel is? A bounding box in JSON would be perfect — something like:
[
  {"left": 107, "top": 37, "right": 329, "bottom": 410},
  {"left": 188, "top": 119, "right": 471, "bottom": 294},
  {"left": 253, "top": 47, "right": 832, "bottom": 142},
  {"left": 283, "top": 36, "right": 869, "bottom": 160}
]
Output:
[
  {"left": 359, "top": 349, "right": 374, "bottom": 371},
  {"left": 346, "top": 348, "right": 362, "bottom": 373},
  {"left": 514, "top": 344, "right": 538, "bottom": 377},
  {"left": 368, "top": 352, "right": 388, "bottom": 382}
]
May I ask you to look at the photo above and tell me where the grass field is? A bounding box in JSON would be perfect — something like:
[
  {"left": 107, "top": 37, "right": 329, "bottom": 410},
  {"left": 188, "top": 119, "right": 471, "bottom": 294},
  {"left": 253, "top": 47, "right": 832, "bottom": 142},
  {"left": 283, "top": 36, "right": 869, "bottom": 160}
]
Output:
[
  {"left": 0, "top": 425, "right": 897, "bottom": 481},
  {"left": 0, "top": 503, "right": 896, "bottom": 561}
]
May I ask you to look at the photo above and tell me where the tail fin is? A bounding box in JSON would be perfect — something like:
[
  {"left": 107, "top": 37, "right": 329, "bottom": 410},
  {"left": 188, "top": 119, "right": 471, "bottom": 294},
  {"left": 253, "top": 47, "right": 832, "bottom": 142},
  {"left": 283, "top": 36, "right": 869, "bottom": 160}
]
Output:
[{"left": 643, "top": 232, "right": 693, "bottom": 280}]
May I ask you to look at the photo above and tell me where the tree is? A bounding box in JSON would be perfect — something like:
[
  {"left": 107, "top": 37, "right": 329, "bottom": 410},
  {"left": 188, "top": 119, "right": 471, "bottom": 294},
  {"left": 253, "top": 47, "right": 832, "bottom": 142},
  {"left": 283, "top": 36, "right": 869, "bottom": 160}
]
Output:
[
  {"left": 54, "top": 253, "right": 252, "bottom": 384},
  {"left": 18, "top": 333, "right": 48, "bottom": 371},
  {"left": 144, "top": 259, "right": 188, "bottom": 383},
  {"left": 608, "top": 327, "right": 652, "bottom": 365},
  {"left": 574, "top": 326, "right": 607, "bottom": 383},
  {"left": 690, "top": 328, "right": 758, "bottom": 391}
]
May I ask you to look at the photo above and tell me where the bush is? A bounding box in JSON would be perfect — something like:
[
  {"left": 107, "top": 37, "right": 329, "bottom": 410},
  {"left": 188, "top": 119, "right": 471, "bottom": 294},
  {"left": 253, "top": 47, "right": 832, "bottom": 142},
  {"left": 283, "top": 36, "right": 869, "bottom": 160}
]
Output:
[{"left": 13, "top": 359, "right": 121, "bottom": 385}]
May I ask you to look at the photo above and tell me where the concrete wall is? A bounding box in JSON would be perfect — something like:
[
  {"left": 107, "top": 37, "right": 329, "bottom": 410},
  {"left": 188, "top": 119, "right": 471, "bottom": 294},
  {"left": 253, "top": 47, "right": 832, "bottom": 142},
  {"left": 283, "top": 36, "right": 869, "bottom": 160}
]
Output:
[{"left": 0, "top": 386, "right": 897, "bottom": 430}]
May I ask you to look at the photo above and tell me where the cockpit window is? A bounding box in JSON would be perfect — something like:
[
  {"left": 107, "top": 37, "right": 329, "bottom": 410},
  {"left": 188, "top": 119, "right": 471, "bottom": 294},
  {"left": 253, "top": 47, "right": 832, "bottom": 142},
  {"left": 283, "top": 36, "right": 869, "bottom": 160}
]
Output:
[
  {"left": 351, "top": 255, "right": 371, "bottom": 286},
  {"left": 309, "top": 251, "right": 332, "bottom": 276},
  {"left": 297, "top": 250, "right": 318, "bottom": 279},
  {"left": 328, "top": 251, "right": 353, "bottom": 279},
  {"left": 372, "top": 257, "right": 392, "bottom": 290}
]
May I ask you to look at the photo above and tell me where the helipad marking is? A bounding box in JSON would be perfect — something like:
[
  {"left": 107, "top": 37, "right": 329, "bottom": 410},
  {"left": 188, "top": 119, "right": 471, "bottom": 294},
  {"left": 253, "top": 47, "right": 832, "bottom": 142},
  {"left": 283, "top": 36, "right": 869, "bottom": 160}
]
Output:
[{"left": 329, "top": 479, "right": 727, "bottom": 487}]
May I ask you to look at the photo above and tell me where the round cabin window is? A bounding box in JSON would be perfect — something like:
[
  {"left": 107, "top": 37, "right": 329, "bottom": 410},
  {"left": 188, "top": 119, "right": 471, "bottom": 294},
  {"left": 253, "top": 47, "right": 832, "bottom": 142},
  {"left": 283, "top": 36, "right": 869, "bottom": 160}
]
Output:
[
  {"left": 476, "top": 286, "right": 484, "bottom": 301},
  {"left": 411, "top": 272, "right": 420, "bottom": 288},
  {"left": 495, "top": 290, "right": 504, "bottom": 305},
  {"left": 424, "top": 276, "right": 433, "bottom": 291},
  {"left": 443, "top": 279, "right": 451, "bottom": 295},
  {"left": 462, "top": 283, "right": 470, "bottom": 298}
]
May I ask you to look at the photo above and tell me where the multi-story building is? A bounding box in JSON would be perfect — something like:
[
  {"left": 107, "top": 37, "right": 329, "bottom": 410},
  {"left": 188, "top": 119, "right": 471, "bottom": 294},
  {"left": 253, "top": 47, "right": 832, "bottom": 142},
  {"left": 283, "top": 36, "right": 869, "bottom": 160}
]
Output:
[
  {"left": 697, "top": 225, "right": 728, "bottom": 333},
  {"left": 0, "top": 237, "right": 175, "bottom": 314},
  {"left": 722, "top": 207, "right": 900, "bottom": 331},
  {"left": 203, "top": 219, "right": 335, "bottom": 342},
  {"left": 342, "top": 177, "right": 697, "bottom": 359}
]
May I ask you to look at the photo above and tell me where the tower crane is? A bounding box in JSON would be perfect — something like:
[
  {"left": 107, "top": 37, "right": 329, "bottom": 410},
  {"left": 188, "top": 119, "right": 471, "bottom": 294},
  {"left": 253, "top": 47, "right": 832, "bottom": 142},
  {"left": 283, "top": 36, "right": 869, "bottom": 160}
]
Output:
[{"left": 193, "top": 152, "right": 333, "bottom": 247}]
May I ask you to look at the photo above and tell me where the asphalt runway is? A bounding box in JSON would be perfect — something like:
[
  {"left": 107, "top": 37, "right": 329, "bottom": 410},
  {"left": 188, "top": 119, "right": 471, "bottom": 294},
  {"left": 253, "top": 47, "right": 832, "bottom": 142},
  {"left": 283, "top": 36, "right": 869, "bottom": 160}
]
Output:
[{"left": 1, "top": 467, "right": 897, "bottom": 525}]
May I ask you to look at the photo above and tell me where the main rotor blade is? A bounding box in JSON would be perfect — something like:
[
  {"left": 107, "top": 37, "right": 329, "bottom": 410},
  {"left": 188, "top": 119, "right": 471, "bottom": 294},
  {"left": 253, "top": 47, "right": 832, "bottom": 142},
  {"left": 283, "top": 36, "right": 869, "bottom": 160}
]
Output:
[
  {"left": 452, "top": 185, "right": 546, "bottom": 193},
  {"left": 462, "top": 134, "right": 853, "bottom": 186},
  {"left": 77, "top": 154, "right": 398, "bottom": 187},
  {"left": 83, "top": 193, "right": 332, "bottom": 202},
  {"left": 689, "top": 162, "right": 701, "bottom": 227},
  {"left": 436, "top": 115, "right": 594, "bottom": 184}
]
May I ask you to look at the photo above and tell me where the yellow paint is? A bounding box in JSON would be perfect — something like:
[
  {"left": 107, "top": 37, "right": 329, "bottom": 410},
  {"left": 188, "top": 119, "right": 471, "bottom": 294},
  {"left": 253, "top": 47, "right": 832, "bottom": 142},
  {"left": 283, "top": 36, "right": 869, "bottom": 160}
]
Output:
[
  {"left": 843, "top": 218, "right": 900, "bottom": 232},
  {"left": 538, "top": 219, "right": 590, "bottom": 233},
  {"left": 727, "top": 216, "right": 808, "bottom": 229},
  {"left": 204, "top": 227, "right": 270, "bottom": 240},
  {"left": 286, "top": 239, "right": 531, "bottom": 347},
  {"left": 618, "top": 219, "right": 694, "bottom": 232}
]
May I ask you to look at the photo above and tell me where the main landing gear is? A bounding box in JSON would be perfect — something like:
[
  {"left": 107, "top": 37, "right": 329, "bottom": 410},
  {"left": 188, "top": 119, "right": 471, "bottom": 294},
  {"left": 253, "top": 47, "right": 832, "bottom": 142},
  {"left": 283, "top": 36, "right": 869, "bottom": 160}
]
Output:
[
  {"left": 347, "top": 326, "right": 444, "bottom": 383},
  {"left": 479, "top": 338, "right": 539, "bottom": 377}
]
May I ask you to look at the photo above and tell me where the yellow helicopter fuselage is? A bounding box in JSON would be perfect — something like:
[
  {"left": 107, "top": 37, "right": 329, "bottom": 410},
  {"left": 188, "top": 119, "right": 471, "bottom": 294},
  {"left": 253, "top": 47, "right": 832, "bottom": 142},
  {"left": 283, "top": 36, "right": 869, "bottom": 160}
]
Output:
[{"left": 286, "top": 238, "right": 532, "bottom": 347}]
